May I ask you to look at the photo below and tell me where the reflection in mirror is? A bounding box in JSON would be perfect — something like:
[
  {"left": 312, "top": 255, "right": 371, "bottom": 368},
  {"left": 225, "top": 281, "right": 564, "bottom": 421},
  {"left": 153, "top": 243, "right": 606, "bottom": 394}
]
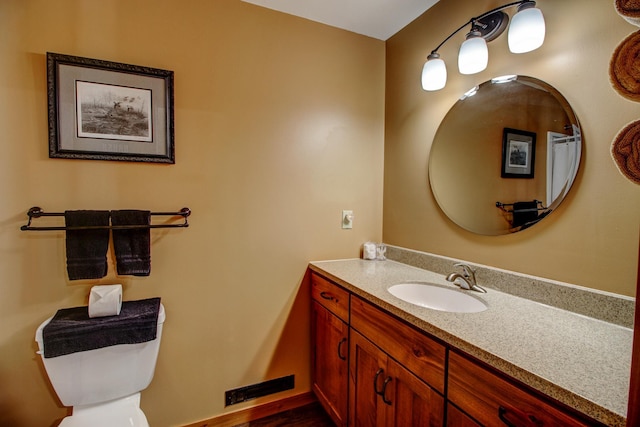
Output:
[{"left": 429, "top": 75, "right": 581, "bottom": 236}]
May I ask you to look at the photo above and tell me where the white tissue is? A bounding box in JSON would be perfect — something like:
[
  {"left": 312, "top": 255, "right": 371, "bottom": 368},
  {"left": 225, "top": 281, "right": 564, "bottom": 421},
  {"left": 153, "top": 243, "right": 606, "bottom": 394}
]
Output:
[
  {"left": 363, "top": 242, "right": 377, "bottom": 260},
  {"left": 88, "top": 284, "right": 123, "bottom": 318}
]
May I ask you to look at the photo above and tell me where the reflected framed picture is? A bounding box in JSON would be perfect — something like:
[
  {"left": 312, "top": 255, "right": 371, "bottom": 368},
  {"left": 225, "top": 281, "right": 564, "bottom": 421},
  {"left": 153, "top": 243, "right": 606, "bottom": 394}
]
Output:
[
  {"left": 501, "top": 128, "right": 536, "bottom": 178},
  {"left": 47, "top": 52, "right": 174, "bottom": 163}
]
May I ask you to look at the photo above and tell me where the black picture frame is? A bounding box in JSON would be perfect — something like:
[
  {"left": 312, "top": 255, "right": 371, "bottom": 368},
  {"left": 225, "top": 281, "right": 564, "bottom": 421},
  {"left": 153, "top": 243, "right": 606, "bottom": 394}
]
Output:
[
  {"left": 47, "top": 52, "right": 175, "bottom": 163},
  {"left": 501, "top": 128, "right": 536, "bottom": 178}
]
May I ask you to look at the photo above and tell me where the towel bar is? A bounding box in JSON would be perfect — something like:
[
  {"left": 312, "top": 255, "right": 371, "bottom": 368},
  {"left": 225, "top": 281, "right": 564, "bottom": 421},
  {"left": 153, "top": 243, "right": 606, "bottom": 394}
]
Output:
[
  {"left": 20, "top": 207, "right": 191, "bottom": 231},
  {"left": 495, "top": 200, "right": 547, "bottom": 214}
]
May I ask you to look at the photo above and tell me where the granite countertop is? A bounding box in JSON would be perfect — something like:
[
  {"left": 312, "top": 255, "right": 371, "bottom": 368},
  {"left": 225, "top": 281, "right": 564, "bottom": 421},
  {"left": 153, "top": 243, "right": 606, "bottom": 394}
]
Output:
[{"left": 309, "top": 258, "right": 633, "bottom": 427}]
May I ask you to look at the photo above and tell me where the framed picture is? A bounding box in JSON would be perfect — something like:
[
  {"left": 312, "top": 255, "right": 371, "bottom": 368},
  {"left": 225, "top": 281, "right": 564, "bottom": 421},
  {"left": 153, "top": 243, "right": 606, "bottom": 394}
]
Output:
[
  {"left": 501, "top": 128, "right": 536, "bottom": 178},
  {"left": 47, "top": 52, "right": 174, "bottom": 163}
]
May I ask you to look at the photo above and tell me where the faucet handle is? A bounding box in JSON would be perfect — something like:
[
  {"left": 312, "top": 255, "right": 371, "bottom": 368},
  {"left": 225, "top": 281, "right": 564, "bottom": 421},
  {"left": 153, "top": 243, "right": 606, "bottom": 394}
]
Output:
[
  {"left": 451, "top": 263, "right": 486, "bottom": 293},
  {"left": 453, "top": 262, "right": 475, "bottom": 277}
]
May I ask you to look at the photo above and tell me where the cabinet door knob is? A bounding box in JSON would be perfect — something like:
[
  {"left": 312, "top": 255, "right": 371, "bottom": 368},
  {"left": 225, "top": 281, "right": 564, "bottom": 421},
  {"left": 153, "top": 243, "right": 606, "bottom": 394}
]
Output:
[
  {"left": 320, "top": 291, "right": 334, "bottom": 301},
  {"left": 381, "top": 377, "right": 393, "bottom": 406},
  {"left": 337, "top": 338, "right": 347, "bottom": 361},
  {"left": 374, "top": 368, "right": 385, "bottom": 395},
  {"left": 498, "top": 406, "right": 541, "bottom": 427},
  {"left": 499, "top": 407, "right": 517, "bottom": 427}
]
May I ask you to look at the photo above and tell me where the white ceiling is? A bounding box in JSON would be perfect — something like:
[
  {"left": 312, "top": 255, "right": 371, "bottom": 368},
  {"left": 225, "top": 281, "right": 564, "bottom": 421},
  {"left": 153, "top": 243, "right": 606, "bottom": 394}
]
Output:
[{"left": 241, "top": 0, "right": 440, "bottom": 40}]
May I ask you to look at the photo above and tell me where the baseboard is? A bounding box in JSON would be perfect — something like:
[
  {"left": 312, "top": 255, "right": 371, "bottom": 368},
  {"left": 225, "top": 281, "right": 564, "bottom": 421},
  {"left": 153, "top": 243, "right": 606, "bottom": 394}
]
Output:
[{"left": 181, "top": 391, "right": 317, "bottom": 427}]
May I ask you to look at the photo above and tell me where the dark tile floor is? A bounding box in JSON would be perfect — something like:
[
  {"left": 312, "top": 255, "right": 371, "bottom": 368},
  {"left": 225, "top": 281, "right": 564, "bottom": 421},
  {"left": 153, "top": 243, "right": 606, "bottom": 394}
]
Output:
[{"left": 234, "top": 402, "right": 334, "bottom": 426}]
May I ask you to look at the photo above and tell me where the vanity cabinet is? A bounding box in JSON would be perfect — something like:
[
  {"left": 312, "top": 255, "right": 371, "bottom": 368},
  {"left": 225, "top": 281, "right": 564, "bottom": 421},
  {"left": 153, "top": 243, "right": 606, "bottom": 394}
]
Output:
[
  {"left": 310, "top": 270, "right": 604, "bottom": 427},
  {"left": 311, "top": 273, "right": 350, "bottom": 426},
  {"left": 447, "top": 351, "right": 603, "bottom": 427}
]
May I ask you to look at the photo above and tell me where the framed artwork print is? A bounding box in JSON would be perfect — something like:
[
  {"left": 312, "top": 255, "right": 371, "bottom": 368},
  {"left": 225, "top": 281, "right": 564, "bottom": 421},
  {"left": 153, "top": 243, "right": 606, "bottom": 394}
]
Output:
[
  {"left": 501, "top": 128, "right": 536, "bottom": 178},
  {"left": 47, "top": 52, "right": 175, "bottom": 163}
]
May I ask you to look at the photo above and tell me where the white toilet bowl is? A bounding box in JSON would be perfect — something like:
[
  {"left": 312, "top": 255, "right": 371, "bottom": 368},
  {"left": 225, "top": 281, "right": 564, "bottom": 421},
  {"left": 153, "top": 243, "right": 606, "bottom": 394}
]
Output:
[{"left": 35, "top": 302, "right": 165, "bottom": 426}]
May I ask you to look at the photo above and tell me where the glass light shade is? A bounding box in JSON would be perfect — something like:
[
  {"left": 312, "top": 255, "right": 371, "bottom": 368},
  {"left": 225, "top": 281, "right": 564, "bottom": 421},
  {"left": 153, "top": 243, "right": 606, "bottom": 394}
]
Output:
[
  {"left": 458, "top": 36, "right": 488, "bottom": 75},
  {"left": 422, "top": 57, "right": 447, "bottom": 91},
  {"left": 508, "top": 6, "right": 545, "bottom": 53}
]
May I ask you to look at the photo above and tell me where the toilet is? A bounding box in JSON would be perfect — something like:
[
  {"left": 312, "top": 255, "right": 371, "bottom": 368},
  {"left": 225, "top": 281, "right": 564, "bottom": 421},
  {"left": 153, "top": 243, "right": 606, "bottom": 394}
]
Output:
[{"left": 35, "top": 300, "right": 165, "bottom": 427}]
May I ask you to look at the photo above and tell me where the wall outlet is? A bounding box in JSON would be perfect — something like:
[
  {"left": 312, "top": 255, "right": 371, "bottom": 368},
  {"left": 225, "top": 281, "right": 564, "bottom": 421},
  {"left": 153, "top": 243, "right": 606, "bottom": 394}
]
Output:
[{"left": 342, "top": 210, "right": 353, "bottom": 229}]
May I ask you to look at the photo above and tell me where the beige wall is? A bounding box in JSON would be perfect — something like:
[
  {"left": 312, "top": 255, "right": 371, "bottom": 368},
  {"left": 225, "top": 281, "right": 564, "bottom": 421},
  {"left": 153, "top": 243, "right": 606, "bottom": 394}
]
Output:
[
  {"left": 3, "top": 0, "right": 639, "bottom": 425},
  {"left": 384, "top": 0, "right": 640, "bottom": 296},
  {"left": 0, "top": 1, "right": 384, "bottom": 425}
]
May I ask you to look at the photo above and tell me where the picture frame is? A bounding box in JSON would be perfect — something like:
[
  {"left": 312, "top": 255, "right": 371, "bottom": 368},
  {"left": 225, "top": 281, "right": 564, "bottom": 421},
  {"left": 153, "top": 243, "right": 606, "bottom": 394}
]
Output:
[
  {"left": 501, "top": 128, "right": 536, "bottom": 178},
  {"left": 47, "top": 52, "right": 175, "bottom": 163}
]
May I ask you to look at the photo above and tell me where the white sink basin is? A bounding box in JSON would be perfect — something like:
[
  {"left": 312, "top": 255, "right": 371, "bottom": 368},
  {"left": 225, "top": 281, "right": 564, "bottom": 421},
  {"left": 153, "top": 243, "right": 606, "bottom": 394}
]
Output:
[{"left": 388, "top": 282, "right": 487, "bottom": 313}]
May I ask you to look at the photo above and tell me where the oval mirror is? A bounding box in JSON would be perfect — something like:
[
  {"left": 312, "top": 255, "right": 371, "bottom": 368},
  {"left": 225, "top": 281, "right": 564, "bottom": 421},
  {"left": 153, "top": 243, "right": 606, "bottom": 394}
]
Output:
[{"left": 429, "top": 75, "right": 582, "bottom": 235}]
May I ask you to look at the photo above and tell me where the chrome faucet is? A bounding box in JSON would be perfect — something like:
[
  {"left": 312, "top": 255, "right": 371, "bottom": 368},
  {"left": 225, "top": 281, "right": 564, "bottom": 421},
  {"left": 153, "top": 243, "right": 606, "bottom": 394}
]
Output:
[{"left": 446, "top": 263, "right": 486, "bottom": 293}]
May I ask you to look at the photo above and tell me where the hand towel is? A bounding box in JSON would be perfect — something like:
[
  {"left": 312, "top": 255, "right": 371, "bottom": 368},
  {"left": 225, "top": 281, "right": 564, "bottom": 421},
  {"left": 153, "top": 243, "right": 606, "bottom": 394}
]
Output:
[
  {"left": 511, "top": 201, "right": 539, "bottom": 228},
  {"left": 111, "top": 210, "right": 151, "bottom": 276},
  {"left": 64, "top": 210, "right": 110, "bottom": 280},
  {"left": 42, "top": 297, "right": 161, "bottom": 358}
]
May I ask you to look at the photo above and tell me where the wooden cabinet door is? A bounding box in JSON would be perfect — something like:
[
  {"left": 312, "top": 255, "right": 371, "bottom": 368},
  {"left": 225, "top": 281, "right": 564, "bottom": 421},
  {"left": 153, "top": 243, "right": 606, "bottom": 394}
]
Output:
[
  {"left": 312, "top": 301, "right": 349, "bottom": 427},
  {"left": 350, "top": 330, "right": 445, "bottom": 427},
  {"left": 385, "top": 358, "right": 444, "bottom": 427},
  {"left": 349, "top": 330, "right": 388, "bottom": 427}
]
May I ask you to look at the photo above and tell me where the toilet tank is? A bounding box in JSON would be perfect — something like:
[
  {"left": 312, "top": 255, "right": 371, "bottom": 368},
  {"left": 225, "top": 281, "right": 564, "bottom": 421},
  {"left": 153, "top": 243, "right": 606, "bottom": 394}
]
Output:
[{"left": 35, "top": 304, "right": 165, "bottom": 407}]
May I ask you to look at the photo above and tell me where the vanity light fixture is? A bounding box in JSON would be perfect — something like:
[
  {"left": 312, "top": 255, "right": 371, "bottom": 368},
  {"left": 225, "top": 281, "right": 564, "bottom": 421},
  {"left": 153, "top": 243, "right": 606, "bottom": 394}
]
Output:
[
  {"left": 458, "top": 28, "right": 488, "bottom": 75},
  {"left": 421, "top": 0, "right": 545, "bottom": 91}
]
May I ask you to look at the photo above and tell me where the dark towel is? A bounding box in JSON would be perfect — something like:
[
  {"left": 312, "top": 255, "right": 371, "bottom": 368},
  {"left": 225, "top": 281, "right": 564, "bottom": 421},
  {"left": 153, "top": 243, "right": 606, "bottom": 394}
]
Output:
[
  {"left": 42, "top": 297, "right": 161, "bottom": 358},
  {"left": 111, "top": 210, "right": 151, "bottom": 276},
  {"left": 512, "top": 201, "right": 539, "bottom": 228},
  {"left": 64, "top": 210, "right": 110, "bottom": 280}
]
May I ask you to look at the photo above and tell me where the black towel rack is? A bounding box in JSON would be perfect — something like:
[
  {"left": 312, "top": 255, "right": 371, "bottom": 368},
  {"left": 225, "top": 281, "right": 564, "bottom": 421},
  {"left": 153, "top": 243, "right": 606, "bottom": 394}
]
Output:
[{"left": 20, "top": 207, "right": 191, "bottom": 231}]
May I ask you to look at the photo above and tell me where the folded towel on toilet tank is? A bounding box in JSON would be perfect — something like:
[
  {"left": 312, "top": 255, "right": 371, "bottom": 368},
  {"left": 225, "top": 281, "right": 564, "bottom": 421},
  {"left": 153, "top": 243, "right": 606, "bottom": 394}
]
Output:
[{"left": 42, "top": 297, "right": 161, "bottom": 358}]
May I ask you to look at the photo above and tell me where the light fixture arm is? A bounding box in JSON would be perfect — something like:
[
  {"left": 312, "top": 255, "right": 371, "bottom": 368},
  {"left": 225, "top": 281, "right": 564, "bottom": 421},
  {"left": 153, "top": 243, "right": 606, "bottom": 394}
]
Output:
[{"left": 430, "top": 0, "right": 534, "bottom": 55}]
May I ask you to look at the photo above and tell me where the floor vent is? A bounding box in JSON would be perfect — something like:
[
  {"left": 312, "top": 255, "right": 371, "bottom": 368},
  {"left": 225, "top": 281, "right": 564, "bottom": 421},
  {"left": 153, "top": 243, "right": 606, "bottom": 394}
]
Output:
[{"left": 225, "top": 375, "right": 295, "bottom": 406}]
